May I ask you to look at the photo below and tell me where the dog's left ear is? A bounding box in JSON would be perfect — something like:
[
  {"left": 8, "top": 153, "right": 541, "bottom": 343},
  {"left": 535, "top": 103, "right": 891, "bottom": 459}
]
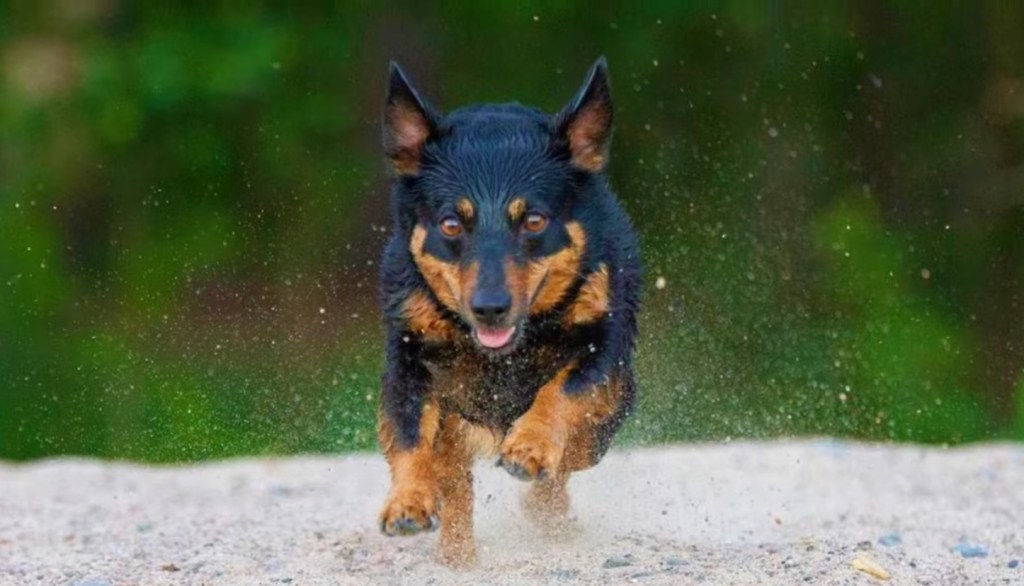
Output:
[
  {"left": 553, "top": 57, "right": 613, "bottom": 172},
  {"left": 383, "top": 62, "right": 439, "bottom": 176}
]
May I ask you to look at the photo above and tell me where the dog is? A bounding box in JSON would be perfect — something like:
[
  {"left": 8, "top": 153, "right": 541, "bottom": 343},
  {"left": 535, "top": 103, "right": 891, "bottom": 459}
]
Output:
[{"left": 376, "top": 57, "right": 640, "bottom": 567}]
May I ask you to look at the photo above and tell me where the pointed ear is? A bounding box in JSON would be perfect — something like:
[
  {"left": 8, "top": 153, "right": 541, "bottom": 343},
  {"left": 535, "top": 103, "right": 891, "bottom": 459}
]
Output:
[
  {"left": 383, "top": 62, "right": 438, "bottom": 176},
  {"left": 553, "top": 57, "right": 613, "bottom": 172}
]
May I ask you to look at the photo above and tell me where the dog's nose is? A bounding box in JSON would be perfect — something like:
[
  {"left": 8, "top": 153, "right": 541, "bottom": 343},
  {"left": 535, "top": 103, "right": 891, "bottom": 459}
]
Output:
[{"left": 470, "top": 289, "right": 512, "bottom": 323}]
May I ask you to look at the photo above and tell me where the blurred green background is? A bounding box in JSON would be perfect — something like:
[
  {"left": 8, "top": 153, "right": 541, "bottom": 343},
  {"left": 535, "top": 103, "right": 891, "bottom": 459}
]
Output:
[{"left": 2, "top": 2, "right": 1023, "bottom": 462}]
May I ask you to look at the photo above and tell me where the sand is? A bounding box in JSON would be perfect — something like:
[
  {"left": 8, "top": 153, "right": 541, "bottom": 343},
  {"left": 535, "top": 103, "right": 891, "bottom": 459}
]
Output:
[{"left": 1, "top": 440, "right": 1022, "bottom": 585}]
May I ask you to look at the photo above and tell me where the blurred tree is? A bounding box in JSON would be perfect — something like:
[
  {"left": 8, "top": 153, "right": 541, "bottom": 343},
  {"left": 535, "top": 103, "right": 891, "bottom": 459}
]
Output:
[{"left": 0, "top": 1, "right": 1021, "bottom": 460}]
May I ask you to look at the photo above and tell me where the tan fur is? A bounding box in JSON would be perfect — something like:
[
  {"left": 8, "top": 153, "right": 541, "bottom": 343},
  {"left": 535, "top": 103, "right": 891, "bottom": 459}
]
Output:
[
  {"left": 409, "top": 224, "right": 481, "bottom": 317},
  {"left": 507, "top": 197, "right": 526, "bottom": 223},
  {"left": 498, "top": 367, "right": 574, "bottom": 478},
  {"left": 409, "top": 225, "right": 461, "bottom": 310},
  {"left": 458, "top": 261, "right": 479, "bottom": 314},
  {"left": 378, "top": 401, "right": 442, "bottom": 535},
  {"left": 504, "top": 221, "right": 586, "bottom": 317},
  {"left": 564, "top": 264, "right": 610, "bottom": 325},
  {"left": 559, "top": 376, "right": 625, "bottom": 471},
  {"left": 459, "top": 420, "right": 502, "bottom": 457},
  {"left": 527, "top": 222, "right": 587, "bottom": 314},
  {"left": 457, "top": 198, "right": 475, "bottom": 221},
  {"left": 500, "top": 365, "right": 624, "bottom": 479},
  {"left": 401, "top": 290, "right": 458, "bottom": 342}
]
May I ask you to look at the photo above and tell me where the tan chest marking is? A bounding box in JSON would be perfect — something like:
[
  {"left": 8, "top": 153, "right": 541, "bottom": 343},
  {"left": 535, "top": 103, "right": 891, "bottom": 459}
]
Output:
[{"left": 459, "top": 421, "right": 502, "bottom": 458}]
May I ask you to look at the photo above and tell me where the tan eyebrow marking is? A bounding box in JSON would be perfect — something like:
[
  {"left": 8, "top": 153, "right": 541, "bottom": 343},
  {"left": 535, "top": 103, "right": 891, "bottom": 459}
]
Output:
[
  {"left": 457, "top": 198, "right": 474, "bottom": 221},
  {"left": 508, "top": 197, "right": 527, "bottom": 223}
]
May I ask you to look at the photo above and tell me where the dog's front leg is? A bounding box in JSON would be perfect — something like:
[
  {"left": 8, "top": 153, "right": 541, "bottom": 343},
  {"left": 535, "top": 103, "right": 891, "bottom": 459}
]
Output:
[
  {"left": 498, "top": 365, "right": 627, "bottom": 533},
  {"left": 497, "top": 367, "right": 574, "bottom": 481},
  {"left": 378, "top": 398, "right": 441, "bottom": 536},
  {"left": 498, "top": 363, "right": 625, "bottom": 479}
]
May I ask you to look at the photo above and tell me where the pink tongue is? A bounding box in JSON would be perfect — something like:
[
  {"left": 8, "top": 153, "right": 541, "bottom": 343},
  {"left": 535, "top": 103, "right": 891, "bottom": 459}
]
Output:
[{"left": 476, "top": 326, "right": 516, "bottom": 349}]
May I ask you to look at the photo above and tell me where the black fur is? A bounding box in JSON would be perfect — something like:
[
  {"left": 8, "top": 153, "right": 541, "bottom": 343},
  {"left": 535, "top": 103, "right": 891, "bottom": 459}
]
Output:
[{"left": 379, "top": 58, "right": 640, "bottom": 452}]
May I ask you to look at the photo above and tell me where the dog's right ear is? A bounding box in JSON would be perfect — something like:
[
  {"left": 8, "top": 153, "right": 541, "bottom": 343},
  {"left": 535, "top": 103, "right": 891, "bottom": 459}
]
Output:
[{"left": 383, "top": 62, "right": 438, "bottom": 176}]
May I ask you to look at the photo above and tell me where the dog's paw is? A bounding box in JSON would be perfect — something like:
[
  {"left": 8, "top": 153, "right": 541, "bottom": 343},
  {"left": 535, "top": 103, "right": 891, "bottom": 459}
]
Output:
[
  {"left": 497, "top": 424, "right": 563, "bottom": 481},
  {"left": 379, "top": 484, "right": 441, "bottom": 536}
]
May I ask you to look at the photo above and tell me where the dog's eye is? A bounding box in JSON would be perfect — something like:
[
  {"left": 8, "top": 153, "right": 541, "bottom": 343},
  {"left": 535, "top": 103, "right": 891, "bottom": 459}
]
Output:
[
  {"left": 523, "top": 212, "right": 548, "bottom": 234},
  {"left": 439, "top": 216, "right": 463, "bottom": 238}
]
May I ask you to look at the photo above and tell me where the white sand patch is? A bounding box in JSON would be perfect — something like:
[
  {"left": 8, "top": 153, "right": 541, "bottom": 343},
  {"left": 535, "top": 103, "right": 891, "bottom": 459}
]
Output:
[{"left": 1, "top": 440, "right": 1022, "bottom": 585}]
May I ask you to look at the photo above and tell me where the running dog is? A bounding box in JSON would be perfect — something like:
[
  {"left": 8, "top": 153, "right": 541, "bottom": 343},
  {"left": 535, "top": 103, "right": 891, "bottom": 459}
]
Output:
[{"left": 376, "top": 57, "right": 640, "bottom": 566}]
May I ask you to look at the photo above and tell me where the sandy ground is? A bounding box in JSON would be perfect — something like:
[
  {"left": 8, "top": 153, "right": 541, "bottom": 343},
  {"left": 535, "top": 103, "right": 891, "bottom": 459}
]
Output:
[{"left": 1, "top": 440, "right": 1022, "bottom": 586}]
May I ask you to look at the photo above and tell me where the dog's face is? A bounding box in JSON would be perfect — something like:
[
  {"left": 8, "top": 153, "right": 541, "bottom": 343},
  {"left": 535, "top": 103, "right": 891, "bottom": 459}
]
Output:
[{"left": 384, "top": 59, "right": 613, "bottom": 354}]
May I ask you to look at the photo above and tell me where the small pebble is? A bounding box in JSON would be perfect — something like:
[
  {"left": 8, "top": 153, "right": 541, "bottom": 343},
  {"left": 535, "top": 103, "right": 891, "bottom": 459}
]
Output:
[
  {"left": 72, "top": 580, "right": 113, "bottom": 586},
  {"left": 603, "top": 554, "right": 633, "bottom": 568},
  {"left": 550, "top": 568, "right": 578, "bottom": 580},
  {"left": 1009, "top": 559, "right": 1020, "bottom": 569},
  {"left": 267, "top": 485, "right": 293, "bottom": 497},
  {"left": 851, "top": 554, "right": 890, "bottom": 580},
  {"left": 663, "top": 557, "right": 687, "bottom": 568},
  {"left": 877, "top": 532, "right": 902, "bottom": 547},
  {"left": 950, "top": 541, "right": 989, "bottom": 559}
]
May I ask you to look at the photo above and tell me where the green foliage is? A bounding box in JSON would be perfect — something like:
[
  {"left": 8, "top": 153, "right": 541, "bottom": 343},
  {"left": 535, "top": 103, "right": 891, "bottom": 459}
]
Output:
[
  {"left": 812, "top": 195, "right": 986, "bottom": 442},
  {"left": 1, "top": 3, "right": 1021, "bottom": 461},
  {"left": 1017, "top": 374, "right": 1024, "bottom": 440}
]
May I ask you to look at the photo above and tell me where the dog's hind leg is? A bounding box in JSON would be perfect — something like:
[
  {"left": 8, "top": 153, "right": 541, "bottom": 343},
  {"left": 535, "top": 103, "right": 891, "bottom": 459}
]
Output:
[
  {"left": 522, "top": 470, "right": 573, "bottom": 537},
  {"left": 435, "top": 414, "right": 476, "bottom": 567},
  {"left": 523, "top": 470, "right": 569, "bottom": 518}
]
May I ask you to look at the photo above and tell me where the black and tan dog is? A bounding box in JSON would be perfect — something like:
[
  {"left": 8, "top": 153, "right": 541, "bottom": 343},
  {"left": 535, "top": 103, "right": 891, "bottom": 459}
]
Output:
[{"left": 376, "top": 57, "right": 640, "bottom": 566}]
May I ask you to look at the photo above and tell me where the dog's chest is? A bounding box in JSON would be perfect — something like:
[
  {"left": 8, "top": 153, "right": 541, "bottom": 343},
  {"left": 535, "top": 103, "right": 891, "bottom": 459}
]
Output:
[{"left": 426, "top": 342, "right": 567, "bottom": 431}]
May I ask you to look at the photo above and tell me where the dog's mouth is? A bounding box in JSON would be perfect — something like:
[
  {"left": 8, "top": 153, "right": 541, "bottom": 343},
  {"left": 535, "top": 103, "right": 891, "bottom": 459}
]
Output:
[{"left": 474, "top": 325, "right": 517, "bottom": 350}]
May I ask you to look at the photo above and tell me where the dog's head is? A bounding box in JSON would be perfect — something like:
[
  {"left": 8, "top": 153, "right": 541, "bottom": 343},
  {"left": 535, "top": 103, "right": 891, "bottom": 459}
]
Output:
[{"left": 384, "top": 58, "right": 613, "bottom": 354}]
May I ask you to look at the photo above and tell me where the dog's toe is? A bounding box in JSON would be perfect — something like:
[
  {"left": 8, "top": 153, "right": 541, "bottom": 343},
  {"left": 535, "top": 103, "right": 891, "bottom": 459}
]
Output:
[
  {"left": 498, "top": 458, "right": 532, "bottom": 481},
  {"left": 498, "top": 426, "right": 562, "bottom": 481},
  {"left": 379, "top": 485, "right": 440, "bottom": 536}
]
